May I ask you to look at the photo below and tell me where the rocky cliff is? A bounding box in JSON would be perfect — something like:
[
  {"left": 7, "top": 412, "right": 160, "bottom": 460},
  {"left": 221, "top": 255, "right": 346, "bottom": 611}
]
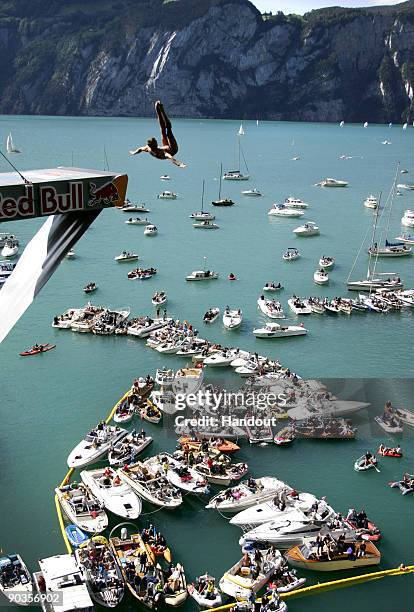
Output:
[{"left": 0, "top": 0, "right": 413, "bottom": 122}]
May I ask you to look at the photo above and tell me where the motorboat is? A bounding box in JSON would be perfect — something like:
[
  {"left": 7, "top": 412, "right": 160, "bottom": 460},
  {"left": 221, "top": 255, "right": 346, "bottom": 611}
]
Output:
[
  {"left": 203, "top": 349, "right": 239, "bottom": 367},
  {"left": 317, "top": 178, "right": 348, "bottom": 187},
  {"left": 206, "top": 477, "right": 288, "bottom": 512},
  {"left": 139, "top": 400, "right": 163, "bottom": 424},
  {"left": 253, "top": 322, "right": 307, "bottom": 338},
  {"left": 193, "top": 220, "right": 219, "bottom": 229},
  {"left": 284, "top": 197, "right": 308, "bottom": 209},
  {"left": 282, "top": 248, "right": 300, "bottom": 261},
  {"left": 395, "top": 233, "right": 414, "bottom": 244},
  {"left": 293, "top": 222, "right": 320, "bottom": 236},
  {"left": 319, "top": 256, "right": 335, "bottom": 269},
  {"left": 108, "top": 429, "right": 153, "bottom": 465},
  {"left": 158, "top": 191, "right": 177, "bottom": 199},
  {"left": 121, "top": 199, "right": 149, "bottom": 212},
  {"left": 52, "top": 308, "right": 82, "bottom": 329},
  {"left": 93, "top": 308, "right": 131, "bottom": 335},
  {"left": 125, "top": 217, "right": 150, "bottom": 225},
  {"left": 223, "top": 307, "right": 243, "bottom": 329},
  {"left": 67, "top": 424, "right": 128, "bottom": 468},
  {"left": 374, "top": 414, "right": 403, "bottom": 434},
  {"left": 242, "top": 188, "right": 262, "bottom": 196},
  {"left": 0, "top": 554, "right": 32, "bottom": 605},
  {"left": 190, "top": 211, "right": 215, "bottom": 221},
  {"left": 66, "top": 249, "right": 76, "bottom": 258},
  {"left": 307, "top": 298, "right": 325, "bottom": 314},
  {"left": 268, "top": 204, "right": 304, "bottom": 218},
  {"left": 84, "top": 282, "right": 97, "bottom": 293},
  {"left": 1, "top": 240, "right": 18, "bottom": 258},
  {"left": 397, "top": 184, "right": 414, "bottom": 191},
  {"left": 118, "top": 461, "right": 182, "bottom": 508},
  {"left": 115, "top": 251, "right": 139, "bottom": 262},
  {"left": 364, "top": 195, "right": 378, "bottom": 209},
  {"left": 314, "top": 269, "right": 329, "bottom": 285},
  {"left": 203, "top": 307, "right": 220, "bottom": 323},
  {"left": 80, "top": 467, "right": 142, "bottom": 519},
  {"left": 401, "top": 210, "right": 414, "bottom": 227},
  {"left": 175, "top": 367, "right": 204, "bottom": 394},
  {"left": 186, "top": 270, "right": 218, "bottom": 281},
  {"left": 393, "top": 406, "right": 414, "bottom": 427},
  {"left": 288, "top": 297, "right": 312, "bottom": 315},
  {"left": 144, "top": 224, "right": 158, "bottom": 236},
  {"left": 382, "top": 140, "right": 392, "bottom": 145},
  {"left": 239, "top": 508, "right": 338, "bottom": 549},
  {"left": 219, "top": 548, "right": 283, "bottom": 599},
  {"left": 263, "top": 282, "right": 283, "bottom": 292},
  {"left": 36, "top": 554, "right": 93, "bottom": 611},
  {"left": 286, "top": 537, "right": 381, "bottom": 571},
  {"left": 75, "top": 536, "right": 124, "bottom": 608},
  {"left": 187, "top": 574, "right": 222, "bottom": 608},
  {"left": 257, "top": 296, "right": 284, "bottom": 319},
  {"left": 194, "top": 458, "right": 248, "bottom": 486},
  {"left": 144, "top": 453, "right": 210, "bottom": 495},
  {"left": 152, "top": 291, "right": 167, "bottom": 306},
  {"left": 113, "top": 398, "right": 135, "bottom": 424},
  {"left": 55, "top": 482, "right": 108, "bottom": 533},
  {"left": 160, "top": 174, "right": 170, "bottom": 180},
  {"left": 0, "top": 233, "right": 18, "bottom": 248},
  {"left": 229, "top": 492, "right": 320, "bottom": 528},
  {"left": 127, "top": 267, "right": 157, "bottom": 280}
]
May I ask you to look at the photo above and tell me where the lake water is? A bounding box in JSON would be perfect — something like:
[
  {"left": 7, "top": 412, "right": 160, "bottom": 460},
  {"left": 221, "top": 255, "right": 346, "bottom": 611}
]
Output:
[{"left": 0, "top": 115, "right": 413, "bottom": 610}]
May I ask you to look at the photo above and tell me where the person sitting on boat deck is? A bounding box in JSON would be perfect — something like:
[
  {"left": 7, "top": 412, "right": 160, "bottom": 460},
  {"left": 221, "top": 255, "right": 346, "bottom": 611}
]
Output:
[
  {"left": 130, "top": 101, "right": 186, "bottom": 167},
  {"left": 346, "top": 508, "right": 357, "bottom": 523},
  {"left": 356, "top": 508, "right": 368, "bottom": 529}
]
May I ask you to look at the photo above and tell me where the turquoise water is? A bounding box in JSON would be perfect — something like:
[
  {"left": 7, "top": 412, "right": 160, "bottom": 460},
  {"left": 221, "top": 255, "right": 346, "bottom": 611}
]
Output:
[{"left": 0, "top": 116, "right": 414, "bottom": 610}]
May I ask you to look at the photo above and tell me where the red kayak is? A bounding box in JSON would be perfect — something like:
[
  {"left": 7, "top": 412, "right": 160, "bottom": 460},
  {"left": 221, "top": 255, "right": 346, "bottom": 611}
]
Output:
[{"left": 20, "top": 343, "right": 56, "bottom": 357}]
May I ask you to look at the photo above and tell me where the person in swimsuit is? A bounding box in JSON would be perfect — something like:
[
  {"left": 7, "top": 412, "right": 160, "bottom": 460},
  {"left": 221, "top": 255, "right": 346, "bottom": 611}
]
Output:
[{"left": 130, "top": 101, "right": 186, "bottom": 167}]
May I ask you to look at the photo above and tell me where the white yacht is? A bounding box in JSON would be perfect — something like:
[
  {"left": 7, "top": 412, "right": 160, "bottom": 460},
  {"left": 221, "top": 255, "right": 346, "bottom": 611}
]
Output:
[
  {"left": 223, "top": 307, "right": 243, "bottom": 329},
  {"left": 230, "top": 492, "right": 321, "bottom": 528},
  {"left": 288, "top": 297, "right": 312, "bottom": 315},
  {"left": 121, "top": 199, "right": 147, "bottom": 212},
  {"left": 186, "top": 269, "right": 218, "bottom": 281},
  {"left": 257, "top": 296, "right": 284, "bottom": 319},
  {"left": 80, "top": 467, "right": 142, "bottom": 519},
  {"left": 253, "top": 322, "right": 307, "bottom": 338},
  {"left": 293, "top": 222, "right": 320, "bottom": 236},
  {"left": 284, "top": 196, "right": 308, "bottom": 209},
  {"left": 268, "top": 204, "right": 304, "bottom": 218},
  {"left": 319, "top": 256, "right": 335, "bottom": 269},
  {"left": 401, "top": 210, "right": 414, "bottom": 227},
  {"left": 318, "top": 178, "right": 348, "bottom": 187},
  {"left": 144, "top": 224, "right": 158, "bottom": 236},
  {"left": 242, "top": 188, "right": 262, "bottom": 196},
  {"left": 364, "top": 195, "right": 378, "bottom": 209},
  {"left": 1, "top": 240, "right": 19, "bottom": 258},
  {"left": 0, "top": 233, "right": 18, "bottom": 248},
  {"left": 36, "top": 554, "right": 93, "bottom": 612},
  {"left": 115, "top": 251, "right": 139, "bottom": 262},
  {"left": 158, "top": 190, "right": 177, "bottom": 199}
]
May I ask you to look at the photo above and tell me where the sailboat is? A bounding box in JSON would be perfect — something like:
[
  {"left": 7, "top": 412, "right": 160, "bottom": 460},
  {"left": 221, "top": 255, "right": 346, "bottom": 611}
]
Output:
[
  {"left": 212, "top": 163, "right": 235, "bottom": 206},
  {"left": 340, "top": 121, "right": 345, "bottom": 127},
  {"left": 256, "top": 118, "right": 259, "bottom": 126},
  {"left": 364, "top": 122, "right": 369, "bottom": 128},
  {"left": 368, "top": 167, "right": 412, "bottom": 258},
  {"left": 403, "top": 122, "right": 408, "bottom": 130},
  {"left": 6, "top": 132, "right": 20, "bottom": 154},
  {"left": 346, "top": 189, "right": 404, "bottom": 291},
  {"left": 238, "top": 123, "right": 245, "bottom": 136},
  {"left": 223, "top": 139, "right": 249, "bottom": 180},
  {"left": 189, "top": 180, "right": 215, "bottom": 220}
]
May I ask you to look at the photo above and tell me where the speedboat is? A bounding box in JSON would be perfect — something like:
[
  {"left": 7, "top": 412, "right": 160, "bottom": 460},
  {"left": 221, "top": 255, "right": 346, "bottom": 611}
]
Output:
[
  {"left": 52, "top": 308, "right": 83, "bottom": 329},
  {"left": 36, "top": 554, "right": 93, "bottom": 611},
  {"left": 242, "top": 188, "right": 262, "bottom": 196},
  {"left": 108, "top": 430, "right": 153, "bottom": 466},
  {"left": 1, "top": 240, "right": 18, "bottom": 258},
  {"left": 194, "top": 459, "right": 248, "bottom": 486},
  {"left": 160, "top": 175, "right": 170, "bottom": 180},
  {"left": 66, "top": 249, "right": 76, "bottom": 258},
  {"left": 121, "top": 199, "right": 149, "bottom": 212},
  {"left": 204, "top": 349, "right": 238, "bottom": 367},
  {"left": 189, "top": 211, "right": 215, "bottom": 221},
  {"left": 55, "top": 482, "right": 108, "bottom": 533},
  {"left": 113, "top": 398, "right": 135, "bottom": 423},
  {"left": 395, "top": 233, "right": 414, "bottom": 244},
  {"left": 317, "top": 178, "right": 348, "bottom": 187},
  {"left": 268, "top": 204, "right": 304, "bottom": 218},
  {"left": 144, "top": 453, "right": 210, "bottom": 495},
  {"left": 67, "top": 424, "right": 128, "bottom": 468},
  {"left": 117, "top": 461, "right": 183, "bottom": 508},
  {"left": 382, "top": 140, "right": 392, "bottom": 145},
  {"left": 364, "top": 195, "right": 378, "bottom": 209},
  {"left": 206, "top": 477, "right": 288, "bottom": 512},
  {"left": 158, "top": 190, "right": 177, "bottom": 199},
  {"left": 286, "top": 537, "right": 381, "bottom": 571},
  {"left": 401, "top": 210, "right": 414, "bottom": 227},
  {"left": 152, "top": 291, "right": 167, "bottom": 306},
  {"left": 115, "top": 251, "right": 139, "bottom": 262},
  {"left": 314, "top": 269, "right": 329, "bottom": 285},
  {"left": 229, "top": 492, "right": 320, "bottom": 528},
  {"left": 186, "top": 270, "right": 218, "bottom": 281},
  {"left": 219, "top": 548, "right": 283, "bottom": 599},
  {"left": 84, "top": 282, "right": 97, "bottom": 293},
  {"left": 223, "top": 308, "right": 243, "bottom": 329},
  {"left": 253, "top": 322, "right": 307, "bottom": 338},
  {"left": 288, "top": 297, "right": 312, "bottom": 315},
  {"left": 144, "top": 224, "right": 158, "bottom": 236},
  {"left": 257, "top": 296, "right": 285, "bottom": 319},
  {"left": 75, "top": 536, "right": 124, "bottom": 608},
  {"left": 80, "top": 467, "right": 142, "bottom": 519},
  {"left": 0, "top": 233, "right": 18, "bottom": 248},
  {"left": 293, "top": 222, "right": 320, "bottom": 236},
  {"left": 125, "top": 217, "right": 149, "bottom": 225},
  {"left": 203, "top": 307, "right": 220, "bottom": 323},
  {"left": 0, "top": 554, "right": 32, "bottom": 606},
  {"left": 319, "top": 256, "right": 335, "bottom": 269},
  {"left": 284, "top": 196, "right": 308, "bottom": 209},
  {"left": 263, "top": 282, "right": 283, "bottom": 292},
  {"left": 283, "top": 247, "right": 300, "bottom": 261},
  {"left": 193, "top": 220, "right": 219, "bottom": 229}
]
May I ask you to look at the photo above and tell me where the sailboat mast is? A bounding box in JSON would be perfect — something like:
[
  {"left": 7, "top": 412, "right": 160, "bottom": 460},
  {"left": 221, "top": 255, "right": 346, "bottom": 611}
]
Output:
[
  {"left": 201, "top": 180, "right": 205, "bottom": 212},
  {"left": 238, "top": 140, "right": 241, "bottom": 172},
  {"left": 218, "top": 163, "right": 222, "bottom": 199},
  {"left": 367, "top": 193, "right": 381, "bottom": 280}
]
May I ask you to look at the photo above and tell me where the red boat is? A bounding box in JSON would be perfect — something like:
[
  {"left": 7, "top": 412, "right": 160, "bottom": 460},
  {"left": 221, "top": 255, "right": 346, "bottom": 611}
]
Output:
[
  {"left": 378, "top": 446, "right": 403, "bottom": 458},
  {"left": 345, "top": 519, "right": 381, "bottom": 541},
  {"left": 19, "top": 343, "right": 56, "bottom": 357}
]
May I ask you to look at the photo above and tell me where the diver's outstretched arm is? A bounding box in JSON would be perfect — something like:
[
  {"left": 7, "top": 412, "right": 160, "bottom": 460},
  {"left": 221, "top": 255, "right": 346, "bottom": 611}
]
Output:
[{"left": 129, "top": 146, "right": 149, "bottom": 156}]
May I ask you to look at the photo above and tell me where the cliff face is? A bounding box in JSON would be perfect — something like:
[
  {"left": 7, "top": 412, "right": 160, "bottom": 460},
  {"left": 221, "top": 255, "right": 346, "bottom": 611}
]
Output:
[{"left": 0, "top": 0, "right": 414, "bottom": 122}]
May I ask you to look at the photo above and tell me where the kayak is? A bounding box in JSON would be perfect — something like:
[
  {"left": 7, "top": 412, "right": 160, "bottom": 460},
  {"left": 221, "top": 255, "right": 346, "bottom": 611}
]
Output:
[
  {"left": 65, "top": 524, "right": 89, "bottom": 548},
  {"left": 354, "top": 455, "right": 379, "bottom": 472},
  {"left": 378, "top": 447, "right": 403, "bottom": 458},
  {"left": 19, "top": 343, "right": 56, "bottom": 357}
]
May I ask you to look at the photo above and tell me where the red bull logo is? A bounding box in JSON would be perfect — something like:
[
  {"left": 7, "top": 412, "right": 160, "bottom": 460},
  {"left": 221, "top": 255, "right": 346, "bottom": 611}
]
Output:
[
  {"left": 41, "top": 182, "right": 83, "bottom": 215},
  {"left": 88, "top": 181, "right": 120, "bottom": 207},
  {"left": 0, "top": 185, "right": 35, "bottom": 219}
]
